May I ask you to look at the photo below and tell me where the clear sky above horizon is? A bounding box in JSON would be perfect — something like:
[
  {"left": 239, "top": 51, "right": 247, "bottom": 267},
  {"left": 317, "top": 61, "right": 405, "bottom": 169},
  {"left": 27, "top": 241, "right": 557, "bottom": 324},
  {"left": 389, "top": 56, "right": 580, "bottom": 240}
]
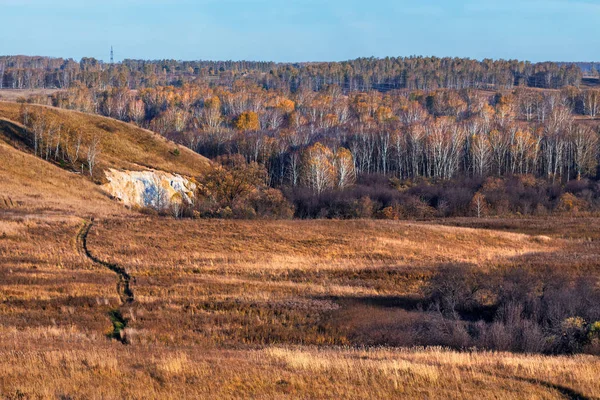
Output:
[{"left": 0, "top": 0, "right": 598, "bottom": 63}]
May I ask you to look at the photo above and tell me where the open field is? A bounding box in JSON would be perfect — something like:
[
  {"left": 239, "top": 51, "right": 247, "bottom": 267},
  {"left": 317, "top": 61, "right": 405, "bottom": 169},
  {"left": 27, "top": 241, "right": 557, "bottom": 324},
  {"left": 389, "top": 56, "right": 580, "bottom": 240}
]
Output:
[
  {"left": 2, "top": 209, "right": 600, "bottom": 398},
  {"left": 84, "top": 218, "right": 558, "bottom": 346},
  {"left": 0, "top": 89, "right": 60, "bottom": 103},
  {"left": 2, "top": 341, "right": 599, "bottom": 399}
]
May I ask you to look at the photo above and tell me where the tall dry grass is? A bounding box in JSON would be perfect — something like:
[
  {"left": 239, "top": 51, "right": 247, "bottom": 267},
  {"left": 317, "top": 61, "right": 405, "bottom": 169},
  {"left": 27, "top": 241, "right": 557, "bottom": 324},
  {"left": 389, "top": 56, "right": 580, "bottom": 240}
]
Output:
[
  {"left": 2, "top": 212, "right": 599, "bottom": 398},
  {"left": 1, "top": 337, "right": 598, "bottom": 399},
  {"left": 77, "top": 217, "right": 566, "bottom": 347}
]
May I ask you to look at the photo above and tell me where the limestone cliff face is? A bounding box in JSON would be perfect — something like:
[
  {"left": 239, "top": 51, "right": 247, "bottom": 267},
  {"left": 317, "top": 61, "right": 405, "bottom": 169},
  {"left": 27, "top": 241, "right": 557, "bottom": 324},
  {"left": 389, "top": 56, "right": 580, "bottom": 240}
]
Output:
[{"left": 102, "top": 169, "right": 196, "bottom": 209}]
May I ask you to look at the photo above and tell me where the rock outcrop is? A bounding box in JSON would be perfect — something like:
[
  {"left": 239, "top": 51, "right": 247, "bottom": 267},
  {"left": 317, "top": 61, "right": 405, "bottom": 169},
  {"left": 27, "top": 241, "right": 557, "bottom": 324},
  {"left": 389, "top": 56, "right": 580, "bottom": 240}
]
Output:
[{"left": 102, "top": 169, "right": 196, "bottom": 209}]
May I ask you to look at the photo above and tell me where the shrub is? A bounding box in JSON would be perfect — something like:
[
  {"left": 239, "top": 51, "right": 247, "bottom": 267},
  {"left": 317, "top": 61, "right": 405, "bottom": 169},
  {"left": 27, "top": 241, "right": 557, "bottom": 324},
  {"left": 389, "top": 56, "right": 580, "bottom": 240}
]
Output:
[
  {"left": 356, "top": 196, "right": 374, "bottom": 218},
  {"left": 589, "top": 321, "right": 600, "bottom": 340},
  {"left": 196, "top": 155, "right": 293, "bottom": 219},
  {"left": 557, "top": 317, "right": 588, "bottom": 354},
  {"left": 426, "top": 265, "right": 482, "bottom": 319},
  {"left": 421, "top": 265, "right": 600, "bottom": 354},
  {"left": 377, "top": 205, "right": 403, "bottom": 220},
  {"left": 557, "top": 192, "right": 588, "bottom": 213},
  {"left": 248, "top": 188, "right": 294, "bottom": 219}
]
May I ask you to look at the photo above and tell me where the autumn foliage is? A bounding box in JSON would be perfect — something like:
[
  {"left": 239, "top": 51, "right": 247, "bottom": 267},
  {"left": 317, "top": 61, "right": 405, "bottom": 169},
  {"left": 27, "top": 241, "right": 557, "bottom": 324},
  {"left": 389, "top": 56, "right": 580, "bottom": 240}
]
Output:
[
  {"left": 6, "top": 55, "right": 600, "bottom": 220},
  {"left": 234, "top": 111, "right": 260, "bottom": 131}
]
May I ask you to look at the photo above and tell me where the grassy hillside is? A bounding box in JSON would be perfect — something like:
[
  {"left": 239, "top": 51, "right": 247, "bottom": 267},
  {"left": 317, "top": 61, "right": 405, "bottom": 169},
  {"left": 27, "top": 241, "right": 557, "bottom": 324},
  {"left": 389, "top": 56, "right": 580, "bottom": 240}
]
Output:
[
  {"left": 0, "top": 101, "right": 211, "bottom": 179},
  {"left": 0, "top": 138, "right": 127, "bottom": 215},
  {"left": 0, "top": 101, "right": 211, "bottom": 214}
]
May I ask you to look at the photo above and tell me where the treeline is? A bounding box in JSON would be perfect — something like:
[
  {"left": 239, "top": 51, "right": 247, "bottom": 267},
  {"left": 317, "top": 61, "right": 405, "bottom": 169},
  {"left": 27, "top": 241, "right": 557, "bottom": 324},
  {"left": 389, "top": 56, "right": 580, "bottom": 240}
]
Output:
[
  {"left": 36, "top": 83, "right": 600, "bottom": 185},
  {"left": 14, "top": 91, "right": 600, "bottom": 220},
  {"left": 0, "top": 56, "right": 276, "bottom": 90},
  {"left": 561, "top": 62, "right": 599, "bottom": 76},
  {"left": 0, "top": 55, "right": 584, "bottom": 91},
  {"left": 290, "top": 58, "right": 582, "bottom": 91}
]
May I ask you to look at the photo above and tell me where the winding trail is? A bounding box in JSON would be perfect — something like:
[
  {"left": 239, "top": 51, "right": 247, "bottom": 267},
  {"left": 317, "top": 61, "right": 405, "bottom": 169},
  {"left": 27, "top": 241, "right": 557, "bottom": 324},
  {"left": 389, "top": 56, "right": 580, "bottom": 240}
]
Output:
[{"left": 77, "top": 219, "right": 134, "bottom": 343}]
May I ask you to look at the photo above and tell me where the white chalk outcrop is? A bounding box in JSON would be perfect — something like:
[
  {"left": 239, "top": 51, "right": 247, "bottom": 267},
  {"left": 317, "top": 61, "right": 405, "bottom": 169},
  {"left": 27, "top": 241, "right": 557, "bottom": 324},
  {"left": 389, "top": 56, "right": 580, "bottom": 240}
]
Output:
[{"left": 102, "top": 168, "right": 196, "bottom": 209}]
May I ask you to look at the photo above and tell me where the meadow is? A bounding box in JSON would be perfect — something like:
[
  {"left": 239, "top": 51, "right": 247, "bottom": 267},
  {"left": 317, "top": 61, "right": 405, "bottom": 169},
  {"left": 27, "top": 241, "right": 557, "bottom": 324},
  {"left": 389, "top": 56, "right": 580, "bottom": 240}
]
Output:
[{"left": 2, "top": 209, "right": 600, "bottom": 399}]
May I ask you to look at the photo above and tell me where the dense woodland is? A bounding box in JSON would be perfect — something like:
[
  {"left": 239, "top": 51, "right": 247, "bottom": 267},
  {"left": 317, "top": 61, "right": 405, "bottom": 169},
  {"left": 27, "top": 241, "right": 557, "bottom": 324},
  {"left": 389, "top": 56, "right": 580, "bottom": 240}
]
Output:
[
  {"left": 0, "top": 55, "right": 588, "bottom": 91},
  {"left": 5, "top": 55, "right": 600, "bottom": 219}
]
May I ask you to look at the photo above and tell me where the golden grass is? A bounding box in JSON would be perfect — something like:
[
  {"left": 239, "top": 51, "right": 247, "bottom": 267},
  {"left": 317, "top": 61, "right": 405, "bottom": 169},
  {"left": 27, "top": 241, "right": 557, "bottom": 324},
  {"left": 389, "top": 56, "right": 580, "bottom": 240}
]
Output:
[
  {"left": 0, "top": 216, "right": 119, "bottom": 336},
  {"left": 64, "top": 217, "right": 565, "bottom": 348},
  {"left": 2, "top": 208, "right": 600, "bottom": 398},
  {"left": 264, "top": 346, "right": 600, "bottom": 399},
  {"left": 90, "top": 218, "right": 558, "bottom": 274},
  {"left": 0, "top": 140, "right": 126, "bottom": 215},
  {"left": 1, "top": 336, "right": 598, "bottom": 399}
]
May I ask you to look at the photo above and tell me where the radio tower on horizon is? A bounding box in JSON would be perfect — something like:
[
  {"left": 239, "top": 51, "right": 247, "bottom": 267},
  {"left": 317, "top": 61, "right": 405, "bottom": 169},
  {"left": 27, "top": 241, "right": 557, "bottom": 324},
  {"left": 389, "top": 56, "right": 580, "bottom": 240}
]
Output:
[{"left": 110, "top": 46, "right": 114, "bottom": 64}]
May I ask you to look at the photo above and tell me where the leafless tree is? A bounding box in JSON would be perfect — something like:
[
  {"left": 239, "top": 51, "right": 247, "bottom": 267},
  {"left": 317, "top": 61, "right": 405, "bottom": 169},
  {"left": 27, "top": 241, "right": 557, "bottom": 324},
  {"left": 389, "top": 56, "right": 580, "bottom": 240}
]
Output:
[
  {"left": 583, "top": 89, "right": 600, "bottom": 118},
  {"left": 65, "top": 132, "right": 82, "bottom": 166},
  {"left": 86, "top": 135, "right": 101, "bottom": 177},
  {"left": 150, "top": 174, "right": 169, "bottom": 211}
]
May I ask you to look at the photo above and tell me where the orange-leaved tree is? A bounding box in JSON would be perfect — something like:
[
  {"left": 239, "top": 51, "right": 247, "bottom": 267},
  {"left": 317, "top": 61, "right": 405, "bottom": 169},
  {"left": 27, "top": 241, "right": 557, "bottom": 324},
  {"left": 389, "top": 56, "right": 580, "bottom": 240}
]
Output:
[{"left": 234, "top": 111, "right": 260, "bottom": 131}]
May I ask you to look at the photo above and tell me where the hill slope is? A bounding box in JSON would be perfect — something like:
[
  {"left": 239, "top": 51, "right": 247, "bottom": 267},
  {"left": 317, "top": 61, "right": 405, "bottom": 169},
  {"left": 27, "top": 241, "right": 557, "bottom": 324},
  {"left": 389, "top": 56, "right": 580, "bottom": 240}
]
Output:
[
  {"left": 0, "top": 101, "right": 211, "bottom": 214},
  {"left": 0, "top": 101, "right": 211, "bottom": 178},
  {"left": 0, "top": 137, "right": 126, "bottom": 215}
]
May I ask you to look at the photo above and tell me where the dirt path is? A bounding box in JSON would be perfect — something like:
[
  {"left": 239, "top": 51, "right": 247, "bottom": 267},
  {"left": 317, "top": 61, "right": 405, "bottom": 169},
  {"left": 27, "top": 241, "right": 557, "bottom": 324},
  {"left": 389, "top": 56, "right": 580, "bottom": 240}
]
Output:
[{"left": 77, "top": 219, "right": 134, "bottom": 343}]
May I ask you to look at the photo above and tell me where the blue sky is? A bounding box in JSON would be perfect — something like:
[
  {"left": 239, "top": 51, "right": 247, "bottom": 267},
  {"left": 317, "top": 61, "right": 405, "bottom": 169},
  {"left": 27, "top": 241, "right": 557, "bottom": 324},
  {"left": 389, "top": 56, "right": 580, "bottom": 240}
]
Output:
[{"left": 0, "top": 0, "right": 598, "bottom": 62}]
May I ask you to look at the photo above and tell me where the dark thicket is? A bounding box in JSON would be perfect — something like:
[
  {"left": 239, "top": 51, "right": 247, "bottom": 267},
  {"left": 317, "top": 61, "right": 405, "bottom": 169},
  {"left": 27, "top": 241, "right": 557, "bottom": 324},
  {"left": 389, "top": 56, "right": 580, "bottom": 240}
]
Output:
[
  {"left": 421, "top": 265, "right": 600, "bottom": 354},
  {"left": 286, "top": 175, "right": 600, "bottom": 219}
]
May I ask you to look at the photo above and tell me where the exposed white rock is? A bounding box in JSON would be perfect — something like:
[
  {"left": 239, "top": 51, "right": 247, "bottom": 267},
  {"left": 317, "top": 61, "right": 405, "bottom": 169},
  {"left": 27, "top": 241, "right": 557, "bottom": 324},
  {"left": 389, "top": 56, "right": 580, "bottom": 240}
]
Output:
[{"left": 102, "top": 168, "right": 196, "bottom": 209}]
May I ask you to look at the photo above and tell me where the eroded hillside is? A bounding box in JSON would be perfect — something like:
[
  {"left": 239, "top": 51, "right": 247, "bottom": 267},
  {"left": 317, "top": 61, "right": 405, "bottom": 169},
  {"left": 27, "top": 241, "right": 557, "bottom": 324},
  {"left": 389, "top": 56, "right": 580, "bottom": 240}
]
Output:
[{"left": 0, "top": 102, "right": 211, "bottom": 212}]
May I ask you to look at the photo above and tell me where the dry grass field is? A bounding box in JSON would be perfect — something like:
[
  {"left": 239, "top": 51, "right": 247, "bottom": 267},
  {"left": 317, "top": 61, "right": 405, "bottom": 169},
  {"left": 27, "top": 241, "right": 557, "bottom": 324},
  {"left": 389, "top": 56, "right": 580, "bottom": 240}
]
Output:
[
  {"left": 2, "top": 208, "right": 600, "bottom": 398},
  {"left": 84, "top": 218, "right": 559, "bottom": 346},
  {"left": 2, "top": 342, "right": 599, "bottom": 399},
  {"left": 0, "top": 138, "right": 127, "bottom": 215},
  {"left": 0, "top": 89, "right": 59, "bottom": 103},
  {"left": 1, "top": 103, "right": 600, "bottom": 399}
]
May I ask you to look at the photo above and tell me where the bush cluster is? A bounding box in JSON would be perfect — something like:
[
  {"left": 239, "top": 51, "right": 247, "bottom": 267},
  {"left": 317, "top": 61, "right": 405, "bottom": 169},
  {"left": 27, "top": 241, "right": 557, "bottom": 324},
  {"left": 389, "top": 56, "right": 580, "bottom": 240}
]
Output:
[
  {"left": 421, "top": 265, "right": 600, "bottom": 354},
  {"left": 286, "top": 174, "right": 600, "bottom": 219}
]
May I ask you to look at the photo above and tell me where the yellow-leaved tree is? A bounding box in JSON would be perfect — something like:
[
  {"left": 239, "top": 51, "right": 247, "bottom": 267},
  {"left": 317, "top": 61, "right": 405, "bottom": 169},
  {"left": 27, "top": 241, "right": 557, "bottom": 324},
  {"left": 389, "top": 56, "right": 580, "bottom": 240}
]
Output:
[
  {"left": 301, "top": 142, "right": 336, "bottom": 194},
  {"left": 234, "top": 111, "right": 260, "bottom": 131},
  {"left": 202, "top": 96, "right": 222, "bottom": 129},
  {"left": 334, "top": 147, "right": 356, "bottom": 189}
]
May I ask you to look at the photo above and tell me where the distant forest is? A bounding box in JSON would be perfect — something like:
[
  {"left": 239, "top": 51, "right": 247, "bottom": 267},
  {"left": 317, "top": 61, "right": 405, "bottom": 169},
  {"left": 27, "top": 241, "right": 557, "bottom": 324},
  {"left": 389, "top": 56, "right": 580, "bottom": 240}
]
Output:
[
  {"left": 0, "top": 55, "right": 591, "bottom": 91},
  {"left": 5, "top": 55, "right": 600, "bottom": 219}
]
